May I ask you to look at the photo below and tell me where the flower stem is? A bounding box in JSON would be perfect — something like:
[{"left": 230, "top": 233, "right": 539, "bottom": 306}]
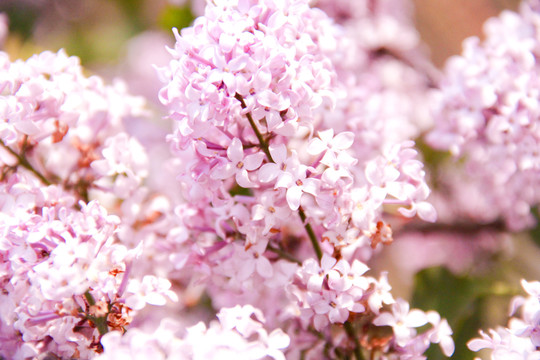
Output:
[
  {"left": 0, "top": 139, "right": 51, "bottom": 185},
  {"left": 234, "top": 93, "right": 274, "bottom": 162},
  {"left": 344, "top": 321, "right": 365, "bottom": 360},
  {"left": 84, "top": 290, "right": 109, "bottom": 336},
  {"left": 84, "top": 290, "right": 96, "bottom": 306},
  {"left": 299, "top": 207, "right": 322, "bottom": 261},
  {"left": 235, "top": 93, "right": 323, "bottom": 261},
  {"left": 267, "top": 244, "right": 302, "bottom": 264}
]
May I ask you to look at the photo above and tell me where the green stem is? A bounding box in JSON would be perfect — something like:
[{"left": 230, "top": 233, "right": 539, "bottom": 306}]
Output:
[
  {"left": 235, "top": 93, "right": 323, "bottom": 262},
  {"left": 84, "top": 290, "right": 109, "bottom": 336},
  {"left": 267, "top": 244, "right": 302, "bottom": 264},
  {"left": 92, "top": 315, "right": 110, "bottom": 336},
  {"left": 344, "top": 321, "right": 365, "bottom": 360},
  {"left": 84, "top": 290, "right": 96, "bottom": 306},
  {"left": 234, "top": 93, "right": 274, "bottom": 162},
  {"left": 0, "top": 139, "right": 51, "bottom": 185},
  {"left": 299, "top": 207, "right": 322, "bottom": 261}
]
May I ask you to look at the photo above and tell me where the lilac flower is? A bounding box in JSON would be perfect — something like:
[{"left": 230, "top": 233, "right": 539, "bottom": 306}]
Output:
[
  {"left": 307, "top": 129, "right": 355, "bottom": 166},
  {"left": 274, "top": 153, "right": 319, "bottom": 211},
  {"left": 300, "top": 253, "right": 337, "bottom": 292},
  {"left": 251, "top": 190, "right": 291, "bottom": 235},
  {"left": 327, "top": 258, "right": 369, "bottom": 292},
  {"left": 125, "top": 275, "right": 179, "bottom": 311},
  {"left": 91, "top": 132, "right": 149, "bottom": 199},
  {"left": 427, "top": 0, "right": 540, "bottom": 230},
  {"left": 469, "top": 278, "right": 540, "bottom": 359},
  {"left": 310, "top": 290, "right": 363, "bottom": 330},
  {"left": 210, "top": 138, "right": 265, "bottom": 188},
  {"left": 374, "top": 298, "right": 428, "bottom": 347},
  {"left": 236, "top": 239, "right": 274, "bottom": 281}
]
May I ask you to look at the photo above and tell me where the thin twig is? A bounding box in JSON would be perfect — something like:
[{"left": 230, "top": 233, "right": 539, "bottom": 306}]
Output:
[
  {"left": 234, "top": 93, "right": 274, "bottom": 162},
  {"left": 344, "top": 321, "right": 365, "bottom": 360},
  {"left": 0, "top": 139, "right": 51, "bottom": 185},
  {"left": 267, "top": 244, "right": 302, "bottom": 265},
  {"left": 235, "top": 94, "right": 323, "bottom": 262},
  {"left": 299, "top": 207, "right": 322, "bottom": 261}
]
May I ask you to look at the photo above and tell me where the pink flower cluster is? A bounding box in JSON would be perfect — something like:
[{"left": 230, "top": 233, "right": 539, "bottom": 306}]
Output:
[
  {"left": 5, "top": 0, "right": 540, "bottom": 358},
  {"left": 154, "top": 0, "right": 447, "bottom": 358},
  {"left": 428, "top": 0, "right": 540, "bottom": 230},
  {"left": 0, "top": 50, "right": 178, "bottom": 359}
]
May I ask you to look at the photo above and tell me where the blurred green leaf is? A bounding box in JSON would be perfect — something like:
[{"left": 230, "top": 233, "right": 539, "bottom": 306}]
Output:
[
  {"left": 529, "top": 208, "right": 540, "bottom": 247},
  {"left": 0, "top": 3, "right": 39, "bottom": 40},
  {"left": 411, "top": 267, "right": 495, "bottom": 360},
  {"left": 159, "top": 5, "right": 195, "bottom": 32}
]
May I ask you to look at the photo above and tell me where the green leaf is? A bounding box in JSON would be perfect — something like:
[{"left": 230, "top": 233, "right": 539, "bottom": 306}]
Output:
[
  {"left": 529, "top": 207, "right": 540, "bottom": 247},
  {"left": 159, "top": 5, "right": 195, "bottom": 32},
  {"left": 229, "top": 184, "right": 253, "bottom": 197},
  {"left": 411, "top": 267, "right": 493, "bottom": 360}
]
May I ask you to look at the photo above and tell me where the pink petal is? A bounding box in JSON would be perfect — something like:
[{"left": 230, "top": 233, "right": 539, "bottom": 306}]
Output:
[
  {"left": 256, "top": 257, "right": 274, "bottom": 278},
  {"left": 236, "top": 170, "right": 255, "bottom": 188},
  {"left": 365, "top": 161, "right": 382, "bottom": 185},
  {"left": 145, "top": 292, "right": 167, "bottom": 306},
  {"left": 228, "top": 54, "right": 249, "bottom": 72},
  {"left": 253, "top": 68, "right": 272, "bottom": 90},
  {"left": 313, "top": 314, "right": 329, "bottom": 331},
  {"left": 302, "top": 178, "right": 319, "bottom": 195},
  {"left": 328, "top": 308, "right": 349, "bottom": 324},
  {"left": 252, "top": 204, "right": 266, "bottom": 221},
  {"left": 238, "top": 260, "right": 256, "bottom": 281},
  {"left": 321, "top": 253, "right": 337, "bottom": 270},
  {"left": 318, "top": 129, "right": 334, "bottom": 143},
  {"left": 275, "top": 171, "right": 294, "bottom": 188},
  {"left": 227, "top": 138, "right": 244, "bottom": 163},
  {"left": 332, "top": 132, "right": 355, "bottom": 150},
  {"left": 307, "top": 275, "right": 324, "bottom": 292},
  {"left": 405, "top": 309, "right": 428, "bottom": 328},
  {"left": 223, "top": 72, "right": 237, "bottom": 93},
  {"left": 268, "top": 329, "right": 290, "bottom": 350},
  {"left": 307, "top": 137, "right": 326, "bottom": 155},
  {"left": 244, "top": 152, "right": 265, "bottom": 170},
  {"left": 269, "top": 144, "right": 288, "bottom": 164},
  {"left": 467, "top": 338, "right": 493, "bottom": 352},
  {"left": 373, "top": 313, "right": 396, "bottom": 327},
  {"left": 257, "top": 90, "right": 278, "bottom": 108},
  {"left": 266, "top": 111, "right": 283, "bottom": 131},
  {"left": 211, "top": 163, "right": 236, "bottom": 180},
  {"left": 440, "top": 336, "right": 455, "bottom": 357},
  {"left": 259, "top": 163, "right": 280, "bottom": 182},
  {"left": 417, "top": 201, "right": 437, "bottom": 222},
  {"left": 286, "top": 186, "right": 303, "bottom": 210}
]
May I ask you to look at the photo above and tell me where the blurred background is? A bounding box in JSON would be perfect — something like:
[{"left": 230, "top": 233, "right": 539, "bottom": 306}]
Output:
[{"left": 0, "top": 0, "right": 522, "bottom": 76}]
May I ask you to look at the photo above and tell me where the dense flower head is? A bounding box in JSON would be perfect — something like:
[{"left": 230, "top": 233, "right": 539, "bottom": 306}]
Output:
[
  {"left": 0, "top": 48, "right": 181, "bottom": 359},
  {"left": 158, "top": 0, "right": 337, "bottom": 147},
  {"left": 154, "top": 1, "right": 448, "bottom": 359},
  {"left": 427, "top": 0, "right": 540, "bottom": 230},
  {"left": 0, "top": 174, "right": 130, "bottom": 358},
  {"left": 0, "top": 49, "right": 148, "bottom": 202},
  {"left": 159, "top": 0, "right": 437, "bottom": 268}
]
